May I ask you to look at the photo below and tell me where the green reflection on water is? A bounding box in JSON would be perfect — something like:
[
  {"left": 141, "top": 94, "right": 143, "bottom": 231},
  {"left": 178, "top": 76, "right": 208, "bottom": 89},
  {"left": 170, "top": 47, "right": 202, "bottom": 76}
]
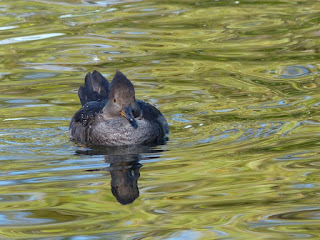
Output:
[{"left": 0, "top": 0, "right": 319, "bottom": 239}]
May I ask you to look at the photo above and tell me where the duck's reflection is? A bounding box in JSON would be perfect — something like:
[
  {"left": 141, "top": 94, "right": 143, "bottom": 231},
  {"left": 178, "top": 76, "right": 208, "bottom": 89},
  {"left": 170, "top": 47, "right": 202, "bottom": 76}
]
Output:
[
  {"left": 107, "top": 157, "right": 141, "bottom": 205},
  {"left": 78, "top": 145, "right": 163, "bottom": 205}
]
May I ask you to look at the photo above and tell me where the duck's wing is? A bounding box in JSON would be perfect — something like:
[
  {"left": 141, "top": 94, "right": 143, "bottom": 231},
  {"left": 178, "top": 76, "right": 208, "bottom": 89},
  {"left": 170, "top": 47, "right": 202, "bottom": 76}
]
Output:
[
  {"left": 137, "top": 100, "right": 169, "bottom": 135},
  {"left": 73, "top": 99, "right": 107, "bottom": 126},
  {"left": 78, "top": 70, "right": 109, "bottom": 106},
  {"left": 70, "top": 100, "right": 106, "bottom": 143}
]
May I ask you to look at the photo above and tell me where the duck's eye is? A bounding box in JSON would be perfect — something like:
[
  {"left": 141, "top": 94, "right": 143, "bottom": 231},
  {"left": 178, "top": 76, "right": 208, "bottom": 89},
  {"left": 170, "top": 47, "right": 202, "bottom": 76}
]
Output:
[{"left": 113, "top": 98, "right": 116, "bottom": 103}]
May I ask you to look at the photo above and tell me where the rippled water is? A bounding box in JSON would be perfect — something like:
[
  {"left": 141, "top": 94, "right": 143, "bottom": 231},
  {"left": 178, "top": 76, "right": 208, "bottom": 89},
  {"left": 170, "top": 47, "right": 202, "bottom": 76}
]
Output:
[{"left": 0, "top": 0, "right": 320, "bottom": 239}]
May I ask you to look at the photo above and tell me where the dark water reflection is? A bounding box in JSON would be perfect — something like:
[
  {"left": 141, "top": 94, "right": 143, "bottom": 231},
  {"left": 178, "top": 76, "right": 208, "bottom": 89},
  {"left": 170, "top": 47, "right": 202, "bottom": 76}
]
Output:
[
  {"left": 79, "top": 146, "right": 163, "bottom": 205},
  {"left": 109, "top": 159, "right": 141, "bottom": 205}
]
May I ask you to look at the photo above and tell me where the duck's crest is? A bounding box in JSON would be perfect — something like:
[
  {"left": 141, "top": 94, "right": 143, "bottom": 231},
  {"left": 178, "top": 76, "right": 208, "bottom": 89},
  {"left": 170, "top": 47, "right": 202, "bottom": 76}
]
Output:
[{"left": 109, "top": 70, "right": 135, "bottom": 98}]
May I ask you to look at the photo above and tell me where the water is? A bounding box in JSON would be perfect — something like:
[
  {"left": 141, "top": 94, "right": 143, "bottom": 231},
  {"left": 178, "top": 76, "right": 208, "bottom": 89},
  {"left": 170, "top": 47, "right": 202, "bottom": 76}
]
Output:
[{"left": 0, "top": 0, "right": 320, "bottom": 239}]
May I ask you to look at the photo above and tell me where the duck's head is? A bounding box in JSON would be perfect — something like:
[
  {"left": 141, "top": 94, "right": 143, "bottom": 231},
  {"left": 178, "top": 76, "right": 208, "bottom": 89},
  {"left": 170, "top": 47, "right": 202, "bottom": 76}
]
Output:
[{"left": 104, "top": 71, "right": 141, "bottom": 129}]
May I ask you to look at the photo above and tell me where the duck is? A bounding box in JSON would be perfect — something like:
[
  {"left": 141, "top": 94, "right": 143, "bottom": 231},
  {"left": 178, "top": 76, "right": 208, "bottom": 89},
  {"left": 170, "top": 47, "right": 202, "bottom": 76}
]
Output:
[{"left": 69, "top": 70, "right": 169, "bottom": 146}]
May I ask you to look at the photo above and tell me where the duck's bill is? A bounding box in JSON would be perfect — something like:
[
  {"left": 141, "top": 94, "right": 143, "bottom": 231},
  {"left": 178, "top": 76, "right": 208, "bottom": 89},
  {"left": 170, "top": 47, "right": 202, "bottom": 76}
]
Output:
[{"left": 121, "top": 106, "right": 138, "bottom": 129}]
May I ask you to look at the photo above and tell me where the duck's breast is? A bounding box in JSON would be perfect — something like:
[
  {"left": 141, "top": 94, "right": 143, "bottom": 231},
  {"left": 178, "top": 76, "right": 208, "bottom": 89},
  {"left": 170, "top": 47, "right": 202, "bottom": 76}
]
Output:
[{"left": 90, "top": 116, "right": 166, "bottom": 146}]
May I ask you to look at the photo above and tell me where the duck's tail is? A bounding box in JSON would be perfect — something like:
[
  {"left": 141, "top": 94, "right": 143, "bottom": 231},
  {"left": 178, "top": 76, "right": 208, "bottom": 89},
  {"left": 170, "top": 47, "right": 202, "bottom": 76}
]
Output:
[{"left": 78, "top": 70, "right": 109, "bottom": 106}]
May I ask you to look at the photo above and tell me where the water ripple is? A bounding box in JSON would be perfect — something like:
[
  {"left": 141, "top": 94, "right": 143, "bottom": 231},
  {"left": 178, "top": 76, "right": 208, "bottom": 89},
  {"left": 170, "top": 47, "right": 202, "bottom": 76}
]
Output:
[
  {"left": 0, "top": 33, "right": 65, "bottom": 45},
  {"left": 278, "top": 65, "right": 317, "bottom": 79}
]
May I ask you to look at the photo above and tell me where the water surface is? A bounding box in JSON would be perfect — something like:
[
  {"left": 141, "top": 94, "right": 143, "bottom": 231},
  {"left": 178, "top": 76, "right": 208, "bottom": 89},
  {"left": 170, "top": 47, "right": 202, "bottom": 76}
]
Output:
[{"left": 0, "top": 0, "right": 320, "bottom": 239}]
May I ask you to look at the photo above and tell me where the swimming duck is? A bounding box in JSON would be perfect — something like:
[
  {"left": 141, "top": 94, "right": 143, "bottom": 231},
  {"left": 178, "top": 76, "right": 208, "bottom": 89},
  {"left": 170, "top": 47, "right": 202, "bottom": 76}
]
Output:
[{"left": 69, "top": 70, "right": 169, "bottom": 146}]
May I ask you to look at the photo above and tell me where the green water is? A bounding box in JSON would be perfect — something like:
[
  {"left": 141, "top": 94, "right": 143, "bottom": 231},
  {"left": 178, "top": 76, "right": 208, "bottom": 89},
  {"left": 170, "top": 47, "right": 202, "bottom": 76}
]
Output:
[{"left": 0, "top": 0, "right": 320, "bottom": 239}]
